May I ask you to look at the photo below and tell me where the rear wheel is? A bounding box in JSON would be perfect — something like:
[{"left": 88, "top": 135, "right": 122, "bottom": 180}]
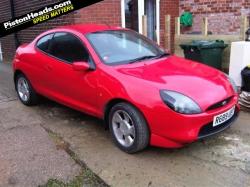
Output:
[
  {"left": 109, "top": 102, "right": 149, "bottom": 153},
  {"left": 15, "top": 74, "right": 39, "bottom": 106}
]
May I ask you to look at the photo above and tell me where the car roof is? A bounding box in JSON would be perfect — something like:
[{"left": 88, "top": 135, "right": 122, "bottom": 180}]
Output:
[{"left": 58, "top": 24, "right": 125, "bottom": 34}]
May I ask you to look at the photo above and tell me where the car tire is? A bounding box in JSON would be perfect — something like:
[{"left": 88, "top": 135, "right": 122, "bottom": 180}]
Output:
[
  {"left": 15, "top": 73, "right": 39, "bottom": 106},
  {"left": 109, "top": 102, "right": 149, "bottom": 153}
]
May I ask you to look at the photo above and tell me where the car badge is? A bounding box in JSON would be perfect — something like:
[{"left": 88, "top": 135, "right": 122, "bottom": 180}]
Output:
[{"left": 222, "top": 101, "right": 227, "bottom": 106}]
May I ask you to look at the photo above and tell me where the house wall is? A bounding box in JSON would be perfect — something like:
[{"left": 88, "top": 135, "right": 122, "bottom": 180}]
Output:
[
  {"left": 75, "top": 0, "right": 121, "bottom": 26},
  {"left": 0, "top": 0, "right": 77, "bottom": 61},
  {"left": 0, "top": 0, "right": 16, "bottom": 61},
  {"left": 0, "top": 0, "right": 179, "bottom": 61},
  {"left": 179, "top": 0, "right": 250, "bottom": 35},
  {"left": 76, "top": 0, "right": 179, "bottom": 52},
  {"left": 0, "top": 0, "right": 122, "bottom": 61}
]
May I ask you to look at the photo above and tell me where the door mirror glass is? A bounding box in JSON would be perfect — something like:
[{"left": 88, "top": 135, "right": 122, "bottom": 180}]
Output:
[{"left": 72, "top": 62, "right": 90, "bottom": 71}]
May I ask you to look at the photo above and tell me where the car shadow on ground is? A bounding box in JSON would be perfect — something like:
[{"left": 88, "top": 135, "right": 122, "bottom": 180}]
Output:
[
  {"left": 31, "top": 97, "right": 250, "bottom": 175},
  {"left": 35, "top": 97, "right": 226, "bottom": 153}
]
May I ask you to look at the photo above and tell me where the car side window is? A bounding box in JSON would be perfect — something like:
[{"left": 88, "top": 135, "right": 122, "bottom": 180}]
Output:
[
  {"left": 49, "top": 32, "right": 89, "bottom": 63},
  {"left": 36, "top": 34, "right": 53, "bottom": 53}
]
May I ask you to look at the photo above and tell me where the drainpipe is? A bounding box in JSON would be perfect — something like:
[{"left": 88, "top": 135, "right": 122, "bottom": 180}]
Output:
[{"left": 10, "top": 0, "right": 19, "bottom": 48}]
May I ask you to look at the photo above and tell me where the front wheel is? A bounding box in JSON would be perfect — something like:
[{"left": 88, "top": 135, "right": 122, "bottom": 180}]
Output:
[
  {"left": 109, "top": 102, "right": 149, "bottom": 153},
  {"left": 15, "top": 74, "right": 39, "bottom": 106}
]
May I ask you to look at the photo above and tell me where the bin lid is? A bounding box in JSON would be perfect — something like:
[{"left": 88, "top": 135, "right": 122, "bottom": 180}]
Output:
[
  {"left": 242, "top": 66, "right": 250, "bottom": 76},
  {"left": 180, "top": 40, "right": 228, "bottom": 49}
]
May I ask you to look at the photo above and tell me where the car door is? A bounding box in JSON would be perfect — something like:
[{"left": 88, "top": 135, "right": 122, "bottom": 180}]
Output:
[
  {"left": 43, "top": 32, "right": 100, "bottom": 116},
  {"left": 32, "top": 33, "right": 54, "bottom": 93}
]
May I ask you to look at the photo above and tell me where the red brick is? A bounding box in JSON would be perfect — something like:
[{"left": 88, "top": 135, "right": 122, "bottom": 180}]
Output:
[
  {"left": 0, "top": 0, "right": 179, "bottom": 60},
  {"left": 180, "top": 0, "right": 250, "bottom": 35}
]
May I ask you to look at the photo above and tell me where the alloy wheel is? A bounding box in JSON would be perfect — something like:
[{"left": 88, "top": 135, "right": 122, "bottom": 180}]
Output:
[
  {"left": 17, "top": 77, "right": 30, "bottom": 102},
  {"left": 111, "top": 110, "right": 136, "bottom": 147}
]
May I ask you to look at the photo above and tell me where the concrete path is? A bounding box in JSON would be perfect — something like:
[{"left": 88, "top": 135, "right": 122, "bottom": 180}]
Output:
[
  {"left": 0, "top": 63, "right": 81, "bottom": 187},
  {"left": 38, "top": 103, "right": 250, "bottom": 187},
  {"left": 1, "top": 62, "right": 250, "bottom": 186}
]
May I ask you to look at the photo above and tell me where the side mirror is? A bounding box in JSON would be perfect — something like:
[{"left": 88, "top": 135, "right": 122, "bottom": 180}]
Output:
[{"left": 72, "top": 61, "right": 90, "bottom": 71}]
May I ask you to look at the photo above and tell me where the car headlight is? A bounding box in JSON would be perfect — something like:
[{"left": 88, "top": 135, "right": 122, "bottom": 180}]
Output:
[
  {"left": 160, "top": 90, "right": 202, "bottom": 114},
  {"left": 225, "top": 74, "right": 238, "bottom": 93}
]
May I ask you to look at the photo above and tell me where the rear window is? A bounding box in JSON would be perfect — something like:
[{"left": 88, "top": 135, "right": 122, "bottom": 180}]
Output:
[{"left": 36, "top": 34, "right": 53, "bottom": 52}]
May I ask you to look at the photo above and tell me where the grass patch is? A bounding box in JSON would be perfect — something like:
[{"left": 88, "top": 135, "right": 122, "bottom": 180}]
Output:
[{"left": 39, "top": 169, "right": 107, "bottom": 187}]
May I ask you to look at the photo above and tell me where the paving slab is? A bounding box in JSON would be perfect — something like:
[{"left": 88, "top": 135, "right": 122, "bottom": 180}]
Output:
[
  {"left": 0, "top": 63, "right": 81, "bottom": 187},
  {"left": 0, "top": 101, "right": 81, "bottom": 187}
]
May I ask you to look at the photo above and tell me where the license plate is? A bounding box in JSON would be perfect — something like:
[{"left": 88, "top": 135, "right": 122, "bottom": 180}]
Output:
[{"left": 213, "top": 106, "right": 235, "bottom": 127}]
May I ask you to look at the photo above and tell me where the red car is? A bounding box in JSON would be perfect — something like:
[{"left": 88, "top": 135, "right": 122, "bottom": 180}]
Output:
[{"left": 13, "top": 24, "right": 239, "bottom": 153}]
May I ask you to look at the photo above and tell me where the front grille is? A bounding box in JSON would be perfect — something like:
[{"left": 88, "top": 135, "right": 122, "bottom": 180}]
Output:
[
  {"left": 206, "top": 96, "right": 233, "bottom": 111},
  {"left": 198, "top": 111, "right": 239, "bottom": 139}
]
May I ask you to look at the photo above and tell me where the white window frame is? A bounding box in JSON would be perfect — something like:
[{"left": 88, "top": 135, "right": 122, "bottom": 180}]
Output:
[
  {"left": 156, "top": 0, "right": 160, "bottom": 44},
  {"left": 121, "top": 0, "right": 160, "bottom": 44},
  {"left": 138, "top": 0, "right": 145, "bottom": 34},
  {"left": 121, "top": 0, "right": 126, "bottom": 28},
  {"left": 0, "top": 42, "right": 2, "bottom": 62}
]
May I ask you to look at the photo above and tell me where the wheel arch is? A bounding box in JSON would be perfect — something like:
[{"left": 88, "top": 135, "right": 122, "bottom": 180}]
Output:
[
  {"left": 104, "top": 98, "right": 150, "bottom": 132},
  {"left": 14, "top": 69, "right": 25, "bottom": 90}
]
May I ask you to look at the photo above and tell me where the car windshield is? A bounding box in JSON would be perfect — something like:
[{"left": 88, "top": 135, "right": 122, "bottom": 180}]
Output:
[{"left": 86, "top": 30, "right": 167, "bottom": 65}]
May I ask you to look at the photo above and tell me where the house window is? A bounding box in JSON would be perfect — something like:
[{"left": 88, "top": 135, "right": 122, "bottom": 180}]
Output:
[
  {"left": 121, "top": 0, "right": 160, "bottom": 44},
  {"left": 124, "top": 0, "right": 139, "bottom": 32}
]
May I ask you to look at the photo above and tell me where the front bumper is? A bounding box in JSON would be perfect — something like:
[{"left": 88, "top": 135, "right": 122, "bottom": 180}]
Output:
[
  {"left": 198, "top": 111, "right": 239, "bottom": 139},
  {"left": 143, "top": 95, "right": 240, "bottom": 148}
]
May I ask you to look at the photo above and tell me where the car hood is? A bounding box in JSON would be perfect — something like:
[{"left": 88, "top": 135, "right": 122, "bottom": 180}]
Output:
[{"left": 115, "top": 56, "right": 234, "bottom": 111}]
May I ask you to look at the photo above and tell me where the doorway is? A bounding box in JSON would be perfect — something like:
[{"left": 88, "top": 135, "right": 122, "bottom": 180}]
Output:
[
  {"left": 121, "top": 0, "right": 160, "bottom": 44},
  {"left": 145, "top": 0, "right": 156, "bottom": 41}
]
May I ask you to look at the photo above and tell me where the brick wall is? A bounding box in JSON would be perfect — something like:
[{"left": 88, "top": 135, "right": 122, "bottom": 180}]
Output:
[
  {"left": 75, "top": 0, "right": 121, "bottom": 26},
  {"left": 76, "top": 0, "right": 179, "bottom": 52},
  {"left": 179, "top": 0, "right": 250, "bottom": 35},
  {"left": 0, "top": 0, "right": 78, "bottom": 61},
  {"left": 0, "top": 0, "right": 122, "bottom": 61},
  {"left": 0, "top": 0, "right": 179, "bottom": 61},
  {"left": 0, "top": 0, "right": 16, "bottom": 62}
]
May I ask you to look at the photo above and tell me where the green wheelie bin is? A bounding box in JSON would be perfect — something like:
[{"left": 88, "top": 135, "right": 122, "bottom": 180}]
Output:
[{"left": 180, "top": 40, "right": 228, "bottom": 70}]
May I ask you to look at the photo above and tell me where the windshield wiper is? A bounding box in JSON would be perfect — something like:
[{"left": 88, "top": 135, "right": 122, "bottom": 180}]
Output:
[
  {"left": 128, "top": 55, "right": 158, "bottom": 64},
  {"left": 155, "top": 52, "right": 170, "bottom": 59},
  {"left": 127, "top": 52, "right": 170, "bottom": 64},
  {"left": 128, "top": 53, "right": 170, "bottom": 64}
]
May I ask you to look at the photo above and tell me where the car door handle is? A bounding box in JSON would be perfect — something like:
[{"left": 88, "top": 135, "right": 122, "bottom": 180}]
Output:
[{"left": 44, "top": 65, "right": 53, "bottom": 71}]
